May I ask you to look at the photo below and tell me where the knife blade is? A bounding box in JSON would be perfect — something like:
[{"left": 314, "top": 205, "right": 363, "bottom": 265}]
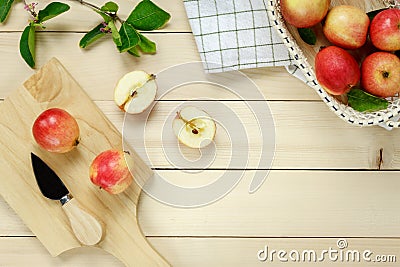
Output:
[{"left": 31, "top": 153, "right": 104, "bottom": 246}]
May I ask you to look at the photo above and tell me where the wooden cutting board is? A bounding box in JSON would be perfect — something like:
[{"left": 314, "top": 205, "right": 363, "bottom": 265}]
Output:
[{"left": 0, "top": 58, "right": 169, "bottom": 266}]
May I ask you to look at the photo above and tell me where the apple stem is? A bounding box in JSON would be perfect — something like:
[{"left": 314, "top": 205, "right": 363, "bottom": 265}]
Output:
[
  {"left": 176, "top": 111, "right": 201, "bottom": 134},
  {"left": 74, "top": 139, "right": 80, "bottom": 146},
  {"left": 339, "top": 94, "right": 347, "bottom": 104},
  {"left": 73, "top": 0, "right": 125, "bottom": 24}
]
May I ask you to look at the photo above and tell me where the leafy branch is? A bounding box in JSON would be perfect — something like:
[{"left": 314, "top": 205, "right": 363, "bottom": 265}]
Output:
[
  {"left": 0, "top": 0, "right": 170, "bottom": 68},
  {"left": 19, "top": 2, "right": 70, "bottom": 67},
  {"left": 74, "top": 0, "right": 123, "bottom": 23}
]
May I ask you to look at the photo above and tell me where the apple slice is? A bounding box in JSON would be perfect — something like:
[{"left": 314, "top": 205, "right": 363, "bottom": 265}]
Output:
[
  {"left": 172, "top": 106, "right": 216, "bottom": 149},
  {"left": 114, "top": 71, "right": 157, "bottom": 114}
]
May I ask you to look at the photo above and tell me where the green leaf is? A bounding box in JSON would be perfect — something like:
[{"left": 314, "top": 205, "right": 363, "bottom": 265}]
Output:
[
  {"left": 19, "top": 25, "right": 36, "bottom": 68},
  {"left": 137, "top": 33, "right": 156, "bottom": 54},
  {"left": 118, "top": 22, "right": 140, "bottom": 52},
  {"left": 298, "top": 28, "right": 316, "bottom": 45},
  {"left": 79, "top": 23, "right": 106, "bottom": 48},
  {"left": 95, "top": 9, "right": 112, "bottom": 23},
  {"left": 101, "top": 1, "right": 118, "bottom": 13},
  {"left": 367, "top": 8, "right": 387, "bottom": 20},
  {"left": 0, "top": 0, "right": 14, "bottom": 23},
  {"left": 126, "top": 0, "right": 170, "bottom": 31},
  {"left": 347, "top": 88, "right": 389, "bottom": 112},
  {"left": 108, "top": 20, "right": 121, "bottom": 47},
  {"left": 128, "top": 46, "right": 140, "bottom": 57},
  {"left": 126, "top": 34, "right": 156, "bottom": 57},
  {"left": 38, "top": 2, "right": 70, "bottom": 23}
]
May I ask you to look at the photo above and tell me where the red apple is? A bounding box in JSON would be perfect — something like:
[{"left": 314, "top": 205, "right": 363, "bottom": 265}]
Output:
[
  {"left": 361, "top": 52, "right": 400, "bottom": 98},
  {"left": 323, "top": 5, "right": 370, "bottom": 49},
  {"left": 281, "top": 0, "right": 330, "bottom": 28},
  {"left": 32, "top": 108, "right": 80, "bottom": 153},
  {"left": 315, "top": 46, "right": 360, "bottom": 95},
  {"left": 370, "top": 8, "right": 400, "bottom": 52},
  {"left": 89, "top": 149, "right": 134, "bottom": 194}
]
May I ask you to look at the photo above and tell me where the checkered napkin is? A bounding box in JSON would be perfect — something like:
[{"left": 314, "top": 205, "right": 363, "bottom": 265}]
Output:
[{"left": 183, "top": 0, "right": 303, "bottom": 77}]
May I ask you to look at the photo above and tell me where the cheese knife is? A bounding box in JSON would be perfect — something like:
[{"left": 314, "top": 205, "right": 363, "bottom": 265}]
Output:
[{"left": 30, "top": 153, "right": 104, "bottom": 246}]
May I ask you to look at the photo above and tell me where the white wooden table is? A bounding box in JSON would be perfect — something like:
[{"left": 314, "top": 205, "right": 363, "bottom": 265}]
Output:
[{"left": 0, "top": 0, "right": 399, "bottom": 266}]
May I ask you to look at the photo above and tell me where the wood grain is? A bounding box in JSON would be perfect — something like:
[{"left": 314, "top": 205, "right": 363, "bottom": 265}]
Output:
[
  {"left": 1, "top": 170, "right": 400, "bottom": 238},
  {"left": 138, "top": 170, "right": 400, "bottom": 238},
  {"left": 62, "top": 198, "right": 104, "bottom": 246},
  {"left": 0, "top": 58, "right": 168, "bottom": 266},
  {"left": 0, "top": 33, "right": 317, "bottom": 101}
]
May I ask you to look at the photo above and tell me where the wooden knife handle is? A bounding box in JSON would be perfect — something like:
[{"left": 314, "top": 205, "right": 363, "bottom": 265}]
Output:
[{"left": 62, "top": 198, "right": 104, "bottom": 246}]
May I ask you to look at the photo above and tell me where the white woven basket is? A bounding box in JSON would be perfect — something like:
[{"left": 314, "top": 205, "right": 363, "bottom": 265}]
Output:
[{"left": 266, "top": 0, "right": 400, "bottom": 128}]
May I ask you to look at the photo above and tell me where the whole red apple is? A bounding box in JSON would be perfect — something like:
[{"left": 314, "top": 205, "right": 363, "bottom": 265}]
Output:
[
  {"left": 281, "top": 0, "right": 330, "bottom": 28},
  {"left": 323, "top": 5, "right": 370, "bottom": 49},
  {"left": 361, "top": 52, "right": 400, "bottom": 98},
  {"left": 370, "top": 8, "right": 400, "bottom": 52},
  {"left": 89, "top": 149, "right": 134, "bottom": 194},
  {"left": 315, "top": 46, "right": 360, "bottom": 95},
  {"left": 32, "top": 108, "right": 80, "bottom": 153}
]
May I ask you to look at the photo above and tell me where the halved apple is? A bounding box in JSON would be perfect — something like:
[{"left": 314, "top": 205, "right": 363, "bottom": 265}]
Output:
[
  {"left": 172, "top": 106, "right": 216, "bottom": 149},
  {"left": 114, "top": 71, "right": 157, "bottom": 114}
]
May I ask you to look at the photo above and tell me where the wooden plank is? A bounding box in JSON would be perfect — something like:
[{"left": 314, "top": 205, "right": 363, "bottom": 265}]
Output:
[
  {"left": 96, "top": 100, "right": 396, "bottom": 170},
  {"left": 138, "top": 170, "right": 400, "bottom": 237},
  {"left": 0, "top": 237, "right": 123, "bottom": 266},
  {"left": 1, "top": 171, "right": 400, "bottom": 237},
  {"left": 0, "top": 237, "right": 399, "bottom": 266},
  {"left": 0, "top": 0, "right": 190, "bottom": 32},
  {"left": 0, "top": 199, "right": 29, "bottom": 236},
  {"left": 0, "top": 32, "right": 317, "bottom": 101}
]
